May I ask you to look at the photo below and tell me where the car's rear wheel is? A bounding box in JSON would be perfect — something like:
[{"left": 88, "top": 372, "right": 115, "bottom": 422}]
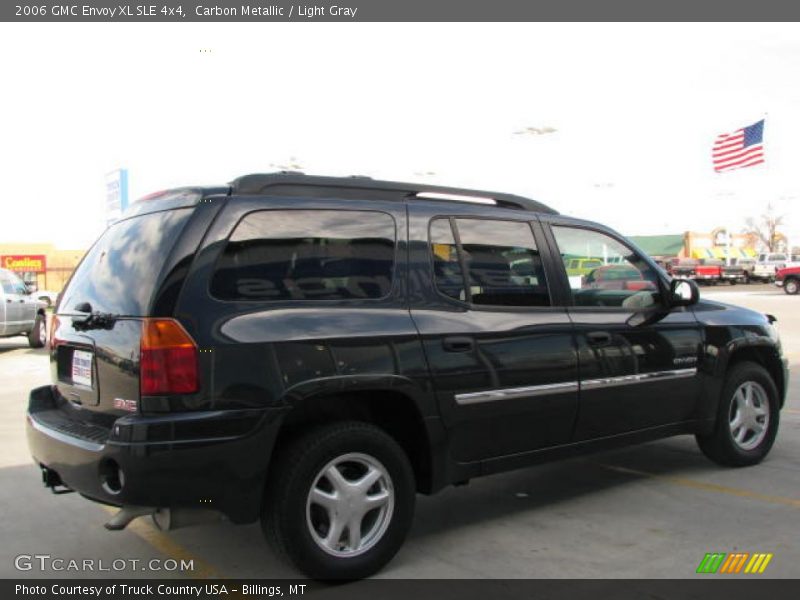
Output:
[
  {"left": 784, "top": 278, "right": 799, "bottom": 295},
  {"left": 696, "top": 362, "right": 780, "bottom": 467},
  {"left": 263, "top": 421, "right": 415, "bottom": 580},
  {"left": 27, "top": 314, "right": 46, "bottom": 348}
]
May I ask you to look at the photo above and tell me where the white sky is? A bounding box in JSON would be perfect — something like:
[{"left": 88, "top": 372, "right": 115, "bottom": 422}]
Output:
[{"left": 1, "top": 22, "right": 799, "bottom": 249}]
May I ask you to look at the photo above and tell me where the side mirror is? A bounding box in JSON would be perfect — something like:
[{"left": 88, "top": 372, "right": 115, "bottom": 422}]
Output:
[{"left": 670, "top": 278, "right": 699, "bottom": 307}]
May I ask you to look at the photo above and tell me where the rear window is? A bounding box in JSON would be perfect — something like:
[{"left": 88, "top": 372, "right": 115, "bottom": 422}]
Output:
[
  {"left": 211, "top": 209, "right": 396, "bottom": 301},
  {"left": 59, "top": 209, "right": 192, "bottom": 315}
]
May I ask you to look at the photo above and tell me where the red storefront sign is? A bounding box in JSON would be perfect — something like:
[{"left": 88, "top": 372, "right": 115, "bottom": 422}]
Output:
[{"left": 1, "top": 255, "right": 47, "bottom": 273}]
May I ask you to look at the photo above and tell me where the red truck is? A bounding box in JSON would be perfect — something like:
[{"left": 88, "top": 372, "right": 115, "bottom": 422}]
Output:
[
  {"left": 775, "top": 265, "right": 800, "bottom": 295},
  {"left": 694, "top": 259, "right": 722, "bottom": 284}
]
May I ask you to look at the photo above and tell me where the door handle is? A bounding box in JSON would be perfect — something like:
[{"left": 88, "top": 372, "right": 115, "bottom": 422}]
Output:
[
  {"left": 5, "top": 298, "right": 10, "bottom": 303},
  {"left": 586, "top": 331, "right": 612, "bottom": 346},
  {"left": 443, "top": 336, "right": 474, "bottom": 352}
]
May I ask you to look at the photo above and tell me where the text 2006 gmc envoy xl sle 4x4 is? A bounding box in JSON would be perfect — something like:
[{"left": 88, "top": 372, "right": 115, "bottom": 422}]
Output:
[{"left": 27, "top": 173, "right": 789, "bottom": 579}]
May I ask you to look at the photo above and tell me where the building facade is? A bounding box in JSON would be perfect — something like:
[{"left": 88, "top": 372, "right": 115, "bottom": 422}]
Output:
[{"left": 0, "top": 243, "right": 86, "bottom": 292}]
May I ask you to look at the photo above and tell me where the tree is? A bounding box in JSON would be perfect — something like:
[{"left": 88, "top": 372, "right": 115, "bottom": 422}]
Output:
[{"left": 744, "top": 204, "right": 785, "bottom": 252}]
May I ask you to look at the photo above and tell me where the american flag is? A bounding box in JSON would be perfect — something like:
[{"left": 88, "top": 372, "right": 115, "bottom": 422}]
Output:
[{"left": 712, "top": 119, "right": 765, "bottom": 173}]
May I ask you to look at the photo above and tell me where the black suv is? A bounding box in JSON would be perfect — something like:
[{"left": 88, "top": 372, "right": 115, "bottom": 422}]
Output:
[{"left": 27, "top": 173, "right": 789, "bottom": 579}]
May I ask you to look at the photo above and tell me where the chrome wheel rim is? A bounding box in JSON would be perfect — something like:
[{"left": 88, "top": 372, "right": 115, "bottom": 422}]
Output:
[
  {"left": 729, "top": 381, "right": 770, "bottom": 451},
  {"left": 306, "top": 452, "right": 394, "bottom": 558},
  {"left": 787, "top": 280, "right": 798, "bottom": 294}
]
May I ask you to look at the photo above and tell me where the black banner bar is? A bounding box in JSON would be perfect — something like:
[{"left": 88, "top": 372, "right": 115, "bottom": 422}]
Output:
[
  {"left": 5, "top": 579, "right": 800, "bottom": 600},
  {"left": 5, "top": 0, "right": 800, "bottom": 22}
]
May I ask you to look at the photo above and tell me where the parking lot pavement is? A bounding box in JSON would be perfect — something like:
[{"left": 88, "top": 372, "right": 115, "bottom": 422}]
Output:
[{"left": 1, "top": 287, "right": 797, "bottom": 580}]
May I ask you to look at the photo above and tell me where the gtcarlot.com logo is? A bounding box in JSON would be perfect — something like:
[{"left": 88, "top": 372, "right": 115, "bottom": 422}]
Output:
[{"left": 696, "top": 552, "right": 773, "bottom": 574}]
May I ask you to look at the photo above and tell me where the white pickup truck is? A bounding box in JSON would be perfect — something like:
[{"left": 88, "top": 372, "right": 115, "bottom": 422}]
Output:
[
  {"left": 0, "top": 268, "right": 47, "bottom": 347},
  {"left": 752, "top": 253, "right": 789, "bottom": 282}
]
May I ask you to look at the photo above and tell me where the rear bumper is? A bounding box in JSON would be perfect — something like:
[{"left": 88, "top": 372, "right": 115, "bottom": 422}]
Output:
[{"left": 26, "top": 385, "right": 287, "bottom": 524}]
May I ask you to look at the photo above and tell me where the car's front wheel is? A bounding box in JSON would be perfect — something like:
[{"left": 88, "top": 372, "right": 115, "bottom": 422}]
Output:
[
  {"left": 784, "top": 278, "right": 799, "bottom": 295},
  {"left": 263, "top": 421, "right": 415, "bottom": 580},
  {"left": 696, "top": 362, "right": 780, "bottom": 467}
]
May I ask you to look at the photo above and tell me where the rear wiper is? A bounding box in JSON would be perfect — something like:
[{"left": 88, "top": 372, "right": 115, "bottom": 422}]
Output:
[{"left": 71, "top": 302, "right": 120, "bottom": 331}]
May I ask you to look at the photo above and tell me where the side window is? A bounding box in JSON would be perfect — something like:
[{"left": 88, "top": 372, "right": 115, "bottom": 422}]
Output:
[
  {"left": 211, "top": 210, "right": 396, "bottom": 301},
  {"left": 551, "top": 226, "right": 661, "bottom": 309},
  {"left": 430, "top": 219, "right": 466, "bottom": 301},
  {"left": 429, "top": 218, "right": 550, "bottom": 307},
  {"left": 1, "top": 273, "right": 25, "bottom": 295}
]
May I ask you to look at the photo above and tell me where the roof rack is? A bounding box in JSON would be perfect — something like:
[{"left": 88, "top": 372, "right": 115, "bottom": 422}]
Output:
[{"left": 229, "top": 172, "right": 557, "bottom": 214}]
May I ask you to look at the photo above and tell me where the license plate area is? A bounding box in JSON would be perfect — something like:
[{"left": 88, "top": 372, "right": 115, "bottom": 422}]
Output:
[
  {"left": 56, "top": 344, "right": 100, "bottom": 406},
  {"left": 71, "top": 350, "right": 94, "bottom": 388}
]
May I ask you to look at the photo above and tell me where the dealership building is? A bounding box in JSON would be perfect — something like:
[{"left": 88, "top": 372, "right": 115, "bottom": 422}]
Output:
[{"left": 630, "top": 229, "right": 761, "bottom": 261}]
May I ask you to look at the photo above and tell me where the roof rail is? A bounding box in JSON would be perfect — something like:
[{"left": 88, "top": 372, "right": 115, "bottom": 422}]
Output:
[{"left": 229, "top": 172, "right": 557, "bottom": 214}]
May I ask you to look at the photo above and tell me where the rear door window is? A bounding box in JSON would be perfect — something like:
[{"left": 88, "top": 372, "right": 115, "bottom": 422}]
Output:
[
  {"left": 428, "top": 218, "right": 550, "bottom": 307},
  {"left": 211, "top": 210, "right": 396, "bottom": 301},
  {"left": 59, "top": 209, "right": 192, "bottom": 315}
]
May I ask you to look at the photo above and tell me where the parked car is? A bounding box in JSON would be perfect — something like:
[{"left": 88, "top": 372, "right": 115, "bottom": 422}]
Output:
[
  {"left": 730, "top": 257, "right": 756, "bottom": 283},
  {"left": 718, "top": 260, "right": 747, "bottom": 285},
  {"left": 775, "top": 266, "right": 800, "bottom": 295},
  {"left": 667, "top": 258, "right": 698, "bottom": 279},
  {"left": 565, "top": 257, "right": 603, "bottom": 277},
  {"left": 584, "top": 265, "right": 656, "bottom": 291},
  {"left": 0, "top": 268, "right": 47, "bottom": 347},
  {"left": 694, "top": 259, "right": 723, "bottom": 284},
  {"left": 27, "top": 173, "right": 789, "bottom": 579},
  {"left": 753, "top": 253, "right": 788, "bottom": 282}
]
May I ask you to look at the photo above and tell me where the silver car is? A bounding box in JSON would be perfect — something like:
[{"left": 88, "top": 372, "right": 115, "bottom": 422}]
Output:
[{"left": 0, "top": 268, "right": 47, "bottom": 347}]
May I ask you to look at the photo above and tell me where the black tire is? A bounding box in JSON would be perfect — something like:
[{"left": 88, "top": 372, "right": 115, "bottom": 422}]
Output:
[
  {"left": 262, "top": 421, "right": 415, "bottom": 580},
  {"left": 784, "top": 278, "right": 799, "bottom": 295},
  {"left": 27, "top": 314, "right": 46, "bottom": 348},
  {"left": 696, "top": 361, "right": 780, "bottom": 467}
]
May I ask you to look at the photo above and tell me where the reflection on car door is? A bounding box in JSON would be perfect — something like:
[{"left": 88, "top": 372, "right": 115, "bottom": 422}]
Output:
[
  {"left": 409, "top": 206, "right": 580, "bottom": 463},
  {"left": 544, "top": 220, "right": 704, "bottom": 439}
]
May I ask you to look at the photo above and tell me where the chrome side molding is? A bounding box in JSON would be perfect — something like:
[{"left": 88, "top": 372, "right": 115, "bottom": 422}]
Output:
[{"left": 454, "top": 368, "right": 697, "bottom": 406}]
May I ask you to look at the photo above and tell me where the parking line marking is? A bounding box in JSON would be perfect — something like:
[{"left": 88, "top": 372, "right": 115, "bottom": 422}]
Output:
[
  {"left": 100, "top": 506, "right": 224, "bottom": 578},
  {"left": 599, "top": 464, "right": 800, "bottom": 509}
]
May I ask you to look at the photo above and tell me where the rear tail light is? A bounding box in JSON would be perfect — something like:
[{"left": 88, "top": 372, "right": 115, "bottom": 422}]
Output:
[{"left": 140, "top": 319, "right": 199, "bottom": 395}]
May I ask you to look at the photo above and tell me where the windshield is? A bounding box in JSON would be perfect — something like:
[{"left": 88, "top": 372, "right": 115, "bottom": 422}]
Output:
[{"left": 59, "top": 209, "right": 191, "bottom": 316}]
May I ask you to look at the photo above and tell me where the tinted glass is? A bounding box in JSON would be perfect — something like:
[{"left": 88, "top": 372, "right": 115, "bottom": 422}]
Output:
[
  {"left": 430, "top": 219, "right": 465, "bottom": 301},
  {"left": 212, "top": 210, "right": 396, "bottom": 301},
  {"left": 552, "top": 226, "right": 661, "bottom": 309},
  {"left": 59, "top": 209, "right": 192, "bottom": 315},
  {"left": 456, "top": 219, "right": 550, "bottom": 307}
]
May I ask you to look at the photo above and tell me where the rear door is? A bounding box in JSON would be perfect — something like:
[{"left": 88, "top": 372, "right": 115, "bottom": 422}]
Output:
[
  {"left": 409, "top": 204, "right": 579, "bottom": 463},
  {"left": 543, "top": 219, "right": 703, "bottom": 439}
]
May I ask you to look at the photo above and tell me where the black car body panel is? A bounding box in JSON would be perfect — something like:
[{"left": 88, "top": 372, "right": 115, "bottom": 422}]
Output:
[{"left": 27, "top": 173, "right": 789, "bottom": 526}]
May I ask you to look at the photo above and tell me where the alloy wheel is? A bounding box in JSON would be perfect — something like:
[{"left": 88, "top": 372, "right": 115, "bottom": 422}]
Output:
[
  {"left": 306, "top": 452, "right": 394, "bottom": 558},
  {"left": 728, "top": 381, "right": 770, "bottom": 451}
]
